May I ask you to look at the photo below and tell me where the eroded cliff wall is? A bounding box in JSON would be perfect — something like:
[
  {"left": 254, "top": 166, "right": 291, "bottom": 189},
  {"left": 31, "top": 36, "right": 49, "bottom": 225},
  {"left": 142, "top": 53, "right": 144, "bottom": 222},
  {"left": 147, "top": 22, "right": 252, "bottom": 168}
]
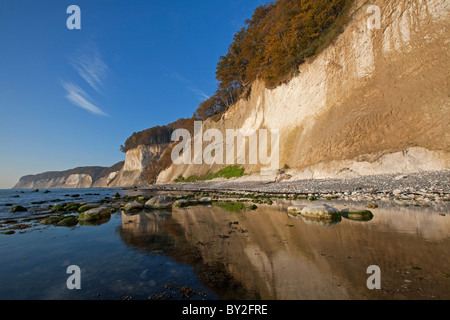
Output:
[
  {"left": 109, "top": 144, "right": 170, "bottom": 187},
  {"left": 14, "top": 162, "right": 124, "bottom": 189},
  {"left": 157, "top": 0, "right": 450, "bottom": 183}
]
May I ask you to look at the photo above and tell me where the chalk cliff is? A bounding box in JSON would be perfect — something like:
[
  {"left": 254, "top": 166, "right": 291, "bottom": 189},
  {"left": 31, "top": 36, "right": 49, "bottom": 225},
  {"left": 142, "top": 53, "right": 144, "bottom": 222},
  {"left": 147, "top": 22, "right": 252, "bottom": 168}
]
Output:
[
  {"left": 109, "top": 144, "right": 170, "bottom": 187},
  {"left": 14, "top": 0, "right": 450, "bottom": 188},
  {"left": 157, "top": 0, "right": 450, "bottom": 183},
  {"left": 14, "top": 162, "right": 124, "bottom": 189}
]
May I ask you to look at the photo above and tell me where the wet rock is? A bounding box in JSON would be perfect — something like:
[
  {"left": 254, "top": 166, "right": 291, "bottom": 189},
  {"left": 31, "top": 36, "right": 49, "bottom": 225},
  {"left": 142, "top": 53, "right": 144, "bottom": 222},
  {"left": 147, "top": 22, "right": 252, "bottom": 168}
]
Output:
[
  {"left": 65, "top": 203, "right": 82, "bottom": 212},
  {"left": 300, "top": 204, "right": 340, "bottom": 220},
  {"left": 50, "top": 204, "right": 67, "bottom": 213},
  {"left": 145, "top": 195, "right": 173, "bottom": 210},
  {"left": 137, "top": 196, "right": 149, "bottom": 203},
  {"left": 40, "top": 217, "right": 63, "bottom": 225},
  {"left": 287, "top": 206, "right": 301, "bottom": 218},
  {"left": 9, "top": 206, "right": 28, "bottom": 213},
  {"left": 198, "top": 197, "right": 212, "bottom": 204},
  {"left": 342, "top": 210, "right": 374, "bottom": 222},
  {"left": 78, "top": 203, "right": 100, "bottom": 213},
  {"left": 174, "top": 200, "right": 189, "bottom": 208},
  {"left": 56, "top": 217, "right": 79, "bottom": 227},
  {"left": 123, "top": 202, "right": 144, "bottom": 212},
  {"left": 78, "top": 207, "right": 112, "bottom": 222}
]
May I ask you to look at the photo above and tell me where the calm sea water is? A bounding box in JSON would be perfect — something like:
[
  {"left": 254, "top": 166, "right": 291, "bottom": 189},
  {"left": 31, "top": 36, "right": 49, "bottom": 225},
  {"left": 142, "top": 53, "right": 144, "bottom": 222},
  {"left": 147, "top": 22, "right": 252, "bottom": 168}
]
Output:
[
  {"left": 0, "top": 188, "right": 449, "bottom": 300},
  {"left": 0, "top": 188, "right": 117, "bottom": 219}
]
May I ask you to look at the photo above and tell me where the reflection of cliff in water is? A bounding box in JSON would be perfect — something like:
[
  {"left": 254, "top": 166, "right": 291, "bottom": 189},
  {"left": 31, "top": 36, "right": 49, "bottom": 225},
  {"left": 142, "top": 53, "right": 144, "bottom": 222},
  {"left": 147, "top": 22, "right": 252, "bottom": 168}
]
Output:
[
  {"left": 119, "top": 211, "right": 175, "bottom": 253},
  {"left": 118, "top": 210, "right": 259, "bottom": 300},
  {"left": 118, "top": 203, "right": 450, "bottom": 300}
]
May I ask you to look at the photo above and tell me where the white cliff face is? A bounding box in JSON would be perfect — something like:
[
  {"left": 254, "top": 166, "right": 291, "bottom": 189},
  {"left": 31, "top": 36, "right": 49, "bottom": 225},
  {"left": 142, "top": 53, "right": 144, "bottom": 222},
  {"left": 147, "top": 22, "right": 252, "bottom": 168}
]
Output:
[
  {"left": 110, "top": 144, "right": 169, "bottom": 187},
  {"left": 65, "top": 174, "right": 93, "bottom": 188},
  {"left": 15, "top": 174, "right": 93, "bottom": 189},
  {"left": 14, "top": 162, "right": 124, "bottom": 189},
  {"left": 158, "top": 0, "right": 450, "bottom": 183}
]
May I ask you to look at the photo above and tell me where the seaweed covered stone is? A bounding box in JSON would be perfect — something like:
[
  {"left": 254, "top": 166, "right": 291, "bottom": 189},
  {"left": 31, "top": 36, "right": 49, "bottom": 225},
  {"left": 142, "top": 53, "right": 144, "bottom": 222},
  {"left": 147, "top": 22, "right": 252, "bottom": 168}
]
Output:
[
  {"left": 9, "top": 206, "right": 27, "bottom": 213},
  {"left": 78, "top": 203, "right": 100, "bottom": 213},
  {"left": 56, "top": 217, "right": 79, "bottom": 227},
  {"left": 40, "top": 217, "right": 63, "bottom": 225},
  {"left": 78, "top": 207, "right": 112, "bottom": 222}
]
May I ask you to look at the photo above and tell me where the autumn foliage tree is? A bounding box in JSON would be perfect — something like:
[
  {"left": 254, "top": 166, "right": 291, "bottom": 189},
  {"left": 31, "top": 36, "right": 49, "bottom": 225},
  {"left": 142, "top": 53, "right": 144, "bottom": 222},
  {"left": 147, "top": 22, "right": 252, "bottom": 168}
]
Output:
[
  {"left": 121, "top": 0, "right": 353, "bottom": 153},
  {"left": 216, "top": 0, "right": 353, "bottom": 90}
]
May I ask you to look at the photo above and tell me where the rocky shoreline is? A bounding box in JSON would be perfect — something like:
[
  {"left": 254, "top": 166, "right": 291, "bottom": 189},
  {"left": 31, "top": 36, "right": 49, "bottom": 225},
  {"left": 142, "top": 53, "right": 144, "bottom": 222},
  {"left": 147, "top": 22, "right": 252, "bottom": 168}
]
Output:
[
  {"left": 145, "top": 170, "right": 450, "bottom": 204},
  {"left": 1, "top": 170, "right": 449, "bottom": 236}
]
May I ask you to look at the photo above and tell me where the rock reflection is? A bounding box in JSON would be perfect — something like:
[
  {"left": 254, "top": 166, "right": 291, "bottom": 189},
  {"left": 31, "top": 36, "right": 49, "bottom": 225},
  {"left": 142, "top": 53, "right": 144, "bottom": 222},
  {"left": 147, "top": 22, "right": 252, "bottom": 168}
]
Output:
[
  {"left": 78, "top": 216, "right": 111, "bottom": 226},
  {"left": 118, "top": 202, "right": 450, "bottom": 300},
  {"left": 300, "top": 215, "right": 342, "bottom": 227}
]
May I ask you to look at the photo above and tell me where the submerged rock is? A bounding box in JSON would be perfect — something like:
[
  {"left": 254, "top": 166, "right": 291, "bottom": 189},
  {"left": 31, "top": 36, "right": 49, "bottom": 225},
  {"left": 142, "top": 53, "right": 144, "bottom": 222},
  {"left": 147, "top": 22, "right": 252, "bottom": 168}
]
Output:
[
  {"left": 366, "top": 203, "right": 379, "bottom": 209},
  {"left": 9, "top": 206, "right": 27, "bottom": 213},
  {"left": 56, "top": 217, "right": 79, "bottom": 227},
  {"left": 40, "top": 217, "right": 63, "bottom": 225},
  {"left": 145, "top": 195, "right": 173, "bottom": 210},
  {"left": 342, "top": 210, "right": 374, "bottom": 222}
]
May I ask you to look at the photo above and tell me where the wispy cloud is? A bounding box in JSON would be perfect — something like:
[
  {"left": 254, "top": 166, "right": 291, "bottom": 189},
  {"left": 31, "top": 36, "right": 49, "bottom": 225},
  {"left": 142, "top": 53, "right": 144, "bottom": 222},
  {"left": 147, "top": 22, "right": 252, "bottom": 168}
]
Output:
[
  {"left": 69, "top": 47, "right": 108, "bottom": 93},
  {"left": 166, "top": 71, "right": 210, "bottom": 101},
  {"left": 61, "top": 82, "right": 108, "bottom": 117}
]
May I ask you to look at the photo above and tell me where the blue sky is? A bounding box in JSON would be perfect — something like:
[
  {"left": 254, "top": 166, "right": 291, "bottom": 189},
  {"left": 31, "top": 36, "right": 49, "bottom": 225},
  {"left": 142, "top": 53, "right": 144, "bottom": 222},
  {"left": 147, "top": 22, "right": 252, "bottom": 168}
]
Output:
[{"left": 0, "top": 0, "right": 268, "bottom": 188}]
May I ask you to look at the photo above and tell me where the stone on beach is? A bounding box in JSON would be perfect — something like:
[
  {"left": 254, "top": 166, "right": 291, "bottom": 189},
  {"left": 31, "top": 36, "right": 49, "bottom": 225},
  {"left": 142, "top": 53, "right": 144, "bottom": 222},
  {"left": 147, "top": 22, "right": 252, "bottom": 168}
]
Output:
[
  {"left": 198, "top": 197, "right": 212, "bottom": 204},
  {"left": 123, "top": 201, "right": 144, "bottom": 212},
  {"left": 145, "top": 195, "right": 173, "bottom": 210},
  {"left": 300, "top": 204, "right": 340, "bottom": 220},
  {"left": 342, "top": 210, "right": 374, "bottom": 221},
  {"left": 78, "top": 207, "right": 112, "bottom": 221},
  {"left": 174, "top": 199, "right": 189, "bottom": 208},
  {"left": 56, "top": 216, "right": 79, "bottom": 227},
  {"left": 78, "top": 203, "right": 100, "bottom": 213},
  {"left": 287, "top": 206, "right": 302, "bottom": 217}
]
